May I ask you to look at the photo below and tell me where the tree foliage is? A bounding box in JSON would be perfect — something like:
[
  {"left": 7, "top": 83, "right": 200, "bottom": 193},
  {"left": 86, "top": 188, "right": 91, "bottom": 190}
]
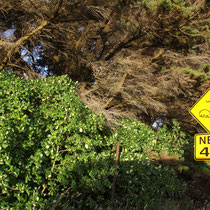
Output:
[
  {"left": 0, "top": 0, "right": 209, "bottom": 132},
  {"left": 0, "top": 71, "right": 113, "bottom": 208},
  {"left": 2, "top": 72, "right": 208, "bottom": 209}
]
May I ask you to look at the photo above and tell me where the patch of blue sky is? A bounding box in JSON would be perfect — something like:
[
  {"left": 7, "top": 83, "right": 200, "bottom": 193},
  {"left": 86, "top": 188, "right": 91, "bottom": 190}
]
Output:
[
  {"left": 21, "top": 46, "right": 49, "bottom": 77},
  {"left": 21, "top": 48, "right": 32, "bottom": 64},
  {"left": 78, "top": 26, "right": 85, "bottom": 32},
  {"left": 1, "top": 26, "right": 49, "bottom": 77},
  {"left": 2, "top": 28, "right": 16, "bottom": 41},
  {"left": 152, "top": 119, "right": 164, "bottom": 129},
  {"left": 91, "top": 41, "right": 96, "bottom": 50}
]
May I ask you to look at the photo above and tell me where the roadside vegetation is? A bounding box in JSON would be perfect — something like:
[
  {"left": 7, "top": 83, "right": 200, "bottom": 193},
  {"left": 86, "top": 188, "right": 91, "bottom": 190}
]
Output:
[
  {"left": 0, "top": 72, "right": 209, "bottom": 209},
  {"left": 0, "top": 0, "right": 209, "bottom": 209}
]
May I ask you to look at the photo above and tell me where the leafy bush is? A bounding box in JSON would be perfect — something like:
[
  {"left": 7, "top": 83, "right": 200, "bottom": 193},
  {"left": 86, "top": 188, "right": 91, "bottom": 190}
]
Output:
[
  {"left": 0, "top": 72, "right": 113, "bottom": 208},
  {"left": 0, "top": 72, "right": 188, "bottom": 209},
  {"left": 114, "top": 119, "right": 189, "bottom": 158},
  {"left": 155, "top": 119, "right": 190, "bottom": 156},
  {"left": 112, "top": 120, "right": 187, "bottom": 208}
]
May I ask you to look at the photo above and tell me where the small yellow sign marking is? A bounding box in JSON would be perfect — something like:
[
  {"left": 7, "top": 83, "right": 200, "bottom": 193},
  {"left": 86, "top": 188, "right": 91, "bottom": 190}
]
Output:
[
  {"left": 194, "top": 133, "right": 210, "bottom": 161},
  {"left": 189, "top": 88, "right": 210, "bottom": 132}
]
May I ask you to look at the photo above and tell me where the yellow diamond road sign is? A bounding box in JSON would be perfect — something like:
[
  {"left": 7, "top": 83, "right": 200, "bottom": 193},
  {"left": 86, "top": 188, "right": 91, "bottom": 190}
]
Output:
[
  {"left": 194, "top": 133, "right": 210, "bottom": 161},
  {"left": 189, "top": 88, "right": 210, "bottom": 132}
]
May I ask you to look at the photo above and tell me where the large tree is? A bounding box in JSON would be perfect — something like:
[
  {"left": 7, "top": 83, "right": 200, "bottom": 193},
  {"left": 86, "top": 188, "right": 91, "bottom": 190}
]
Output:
[{"left": 0, "top": 0, "right": 209, "bottom": 132}]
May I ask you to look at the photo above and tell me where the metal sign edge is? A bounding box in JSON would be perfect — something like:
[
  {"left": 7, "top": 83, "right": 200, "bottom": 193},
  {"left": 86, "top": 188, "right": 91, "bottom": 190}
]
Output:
[
  {"left": 194, "top": 133, "right": 210, "bottom": 161},
  {"left": 189, "top": 88, "right": 210, "bottom": 133}
]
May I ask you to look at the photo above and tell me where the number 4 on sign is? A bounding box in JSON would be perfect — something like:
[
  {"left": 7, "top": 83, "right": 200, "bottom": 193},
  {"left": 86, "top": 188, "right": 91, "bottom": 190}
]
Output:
[
  {"left": 200, "top": 147, "right": 210, "bottom": 157},
  {"left": 194, "top": 134, "right": 210, "bottom": 161}
]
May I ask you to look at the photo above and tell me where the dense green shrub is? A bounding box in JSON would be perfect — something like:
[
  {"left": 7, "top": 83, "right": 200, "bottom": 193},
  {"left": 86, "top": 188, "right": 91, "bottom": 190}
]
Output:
[
  {"left": 110, "top": 120, "right": 187, "bottom": 208},
  {"left": 0, "top": 72, "right": 113, "bottom": 209},
  {"left": 155, "top": 119, "right": 190, "bottom": 156},
  {"left": 0, "top": 72, "right": 188, "bottom": 209},
  {"left": 114, "top": 119, "right": 189, "bottom": 158}
]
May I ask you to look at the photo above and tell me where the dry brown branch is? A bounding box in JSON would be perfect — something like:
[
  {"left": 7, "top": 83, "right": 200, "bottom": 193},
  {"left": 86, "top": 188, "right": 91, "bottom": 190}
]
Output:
[
  {"left": 0, "top": 0, "right": 209, "bottom": 133},
  {"left": 16, "top": 20, "right": 48, "bottom": 46},
  {"left": 80, "top": 41, "right": 210, "bottom": 132},
  {"left": 102, "top": 71, "right": 128, "bottom": 109},
  {"left": 0, "top": 20, "right": 48, "bottom": 71}
]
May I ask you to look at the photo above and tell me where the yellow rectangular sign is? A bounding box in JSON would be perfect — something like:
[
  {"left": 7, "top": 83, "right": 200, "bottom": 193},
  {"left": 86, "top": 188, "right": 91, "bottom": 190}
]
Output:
[{"left": 194, "top": 133, "right": 210, "bottom": 161}]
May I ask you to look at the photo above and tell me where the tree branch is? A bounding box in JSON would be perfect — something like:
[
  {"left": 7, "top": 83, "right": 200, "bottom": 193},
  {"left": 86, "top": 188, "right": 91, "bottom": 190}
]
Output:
[{"left": 0, "top": 20, "right": 48, "bottom": 71}]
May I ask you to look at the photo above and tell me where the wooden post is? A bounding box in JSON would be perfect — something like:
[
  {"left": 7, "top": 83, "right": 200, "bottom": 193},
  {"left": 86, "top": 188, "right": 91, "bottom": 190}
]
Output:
[{"left": 111, "top": 141, "right": 120, "bottom": 205}]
